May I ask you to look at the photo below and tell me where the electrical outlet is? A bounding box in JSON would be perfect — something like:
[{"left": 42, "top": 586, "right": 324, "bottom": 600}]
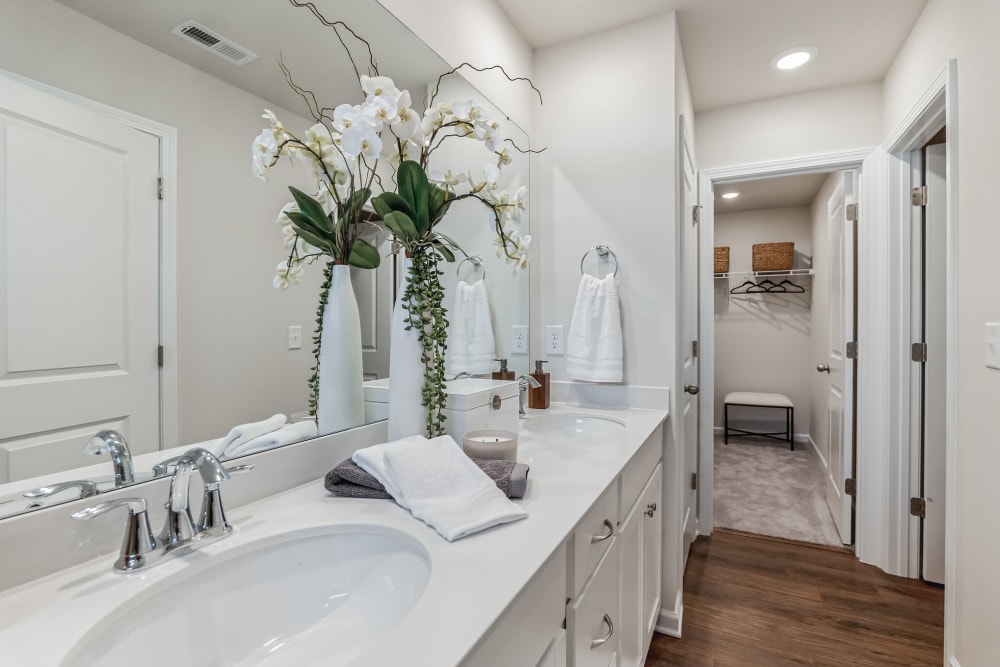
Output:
[
  {"left": 546, "top": 325, "right": 564, "bottom": 355},
  {"left": 288, "top": 325, "right": 302, "bottom": 350},
  {"left": 511, "top": 325, "right": 529, "bottom": 355}
]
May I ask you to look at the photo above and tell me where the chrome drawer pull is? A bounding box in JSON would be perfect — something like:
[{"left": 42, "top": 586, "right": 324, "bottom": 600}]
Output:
[
  {"left": 590, "top": 613, "right": 614, "bottom": 649},
  {"left": 590, "top": 518, "right": 615, "bottom": 544}
]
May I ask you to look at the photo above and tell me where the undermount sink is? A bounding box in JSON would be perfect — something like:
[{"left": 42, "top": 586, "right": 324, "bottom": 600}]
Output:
[
  {"left": 62, "top": 527, "right": 431, "bottom": 667},
  {"left": 523, "top": 413, "right": 626, "bottom": 438}
]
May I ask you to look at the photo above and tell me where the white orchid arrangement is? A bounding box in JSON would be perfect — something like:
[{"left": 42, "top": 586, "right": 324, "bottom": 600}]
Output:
[{"left": 252, "top": 0, "right": 540, "bottom": 434}]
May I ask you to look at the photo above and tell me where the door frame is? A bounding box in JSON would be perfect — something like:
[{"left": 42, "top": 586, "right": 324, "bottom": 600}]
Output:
[{"left": 0, "top": 68, "right": 179, "bottom": 450}]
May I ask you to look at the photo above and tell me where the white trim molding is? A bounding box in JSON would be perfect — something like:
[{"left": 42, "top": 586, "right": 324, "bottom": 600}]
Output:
[{"left": 655, "top": 592, "right": 683, "bottom": 638}]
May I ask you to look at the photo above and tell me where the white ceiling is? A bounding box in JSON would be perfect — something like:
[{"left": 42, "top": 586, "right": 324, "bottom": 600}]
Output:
[
  {"left": 714, "top": 172, "right": 830, "bottom": 214},
  {"left": 497, "top": 0, "right": 928, "bottom": 111}
]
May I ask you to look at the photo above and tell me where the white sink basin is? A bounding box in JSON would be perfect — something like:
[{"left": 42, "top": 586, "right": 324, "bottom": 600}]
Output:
[
  {"left": 523, "top": 413, "right": 625, "bottom": 438},
  {"left": 61, "top": 527, "right": 431, "bottom": 667}
]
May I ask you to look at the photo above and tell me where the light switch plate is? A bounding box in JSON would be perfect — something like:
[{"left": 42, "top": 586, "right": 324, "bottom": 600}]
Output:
[
  {"left": 987, "top": 323, "right": 1000, "bottom": 370},
  {"left": 511, "top": 325, "right": 529, "bottom": 355},
  {"left": 545, "top": 325, "right": 564, "bottom": 355},
  {"left": 288, "top": 325, "right": 302, "bottom": 350}
]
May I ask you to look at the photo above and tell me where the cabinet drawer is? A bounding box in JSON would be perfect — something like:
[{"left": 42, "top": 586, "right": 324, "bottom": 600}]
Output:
[
  {"left": 570, "top": 481, "right": 618, "bottom": 596},
  {"left": 621, "top": 424, "right": 662, "bottom": 514},
  {"left": 568, "top": 539, "right": 620, "bottom": 667}
]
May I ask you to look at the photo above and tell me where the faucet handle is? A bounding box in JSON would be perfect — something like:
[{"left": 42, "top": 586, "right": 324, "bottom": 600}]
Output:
[
  {"left": 24, "top": 480, "right": 99, "bottom": 500},
  {"left": 71, "top": 498, "right": 159, "bottom": 572},
  {"left": 198, "top": 463, "right": 253, "bottom": 538}
]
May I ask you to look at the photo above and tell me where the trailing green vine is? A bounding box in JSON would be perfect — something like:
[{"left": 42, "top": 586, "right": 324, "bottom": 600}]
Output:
[
  {"left": 307, "top": 260, "right": 335, "bottom": 418},
  {"left": 402, "top": 249, "right": 450, "bottom": 437}
]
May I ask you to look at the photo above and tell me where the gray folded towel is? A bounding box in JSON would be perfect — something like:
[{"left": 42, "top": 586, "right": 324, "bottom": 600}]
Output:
[{"left": 325, "top": 457, "right": 529, "bottom": 499}]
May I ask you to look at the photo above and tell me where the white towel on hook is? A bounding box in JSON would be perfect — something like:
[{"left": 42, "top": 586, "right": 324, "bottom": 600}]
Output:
[
  {"left": 566, "top": 273, "right": 623, "bottom": 383},
  {"left": 211, "top": 414, "right": 287, "bottom": 458},
  {"left": 447, "top": 279, "right": 496, "bottom": 375},
  {"left": 224, "top": 419, "right": 318, "bottom": 458}
]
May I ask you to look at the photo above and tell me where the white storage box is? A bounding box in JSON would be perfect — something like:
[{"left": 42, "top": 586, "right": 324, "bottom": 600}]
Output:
[{"left": 363, "top": 378, "right": 520, "bottom": 444}]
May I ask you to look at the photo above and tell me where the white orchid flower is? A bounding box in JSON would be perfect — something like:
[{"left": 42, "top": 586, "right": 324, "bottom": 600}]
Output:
[
  {"left": 496, "top": 147, "right": 513, "bottom": 168},
  {"left": 251, "top": 128, "right": 279, "bottom": 181},
  {"left": 276, "top": 201, "right": 299, "bottom": 225},
  {"left": 361, "top": 75, "right": 400, "bottom": 100},
  {"left": 262, "top": 109, "right": 285, "bottom": 131},
  {"left": 333, "top": 104, "right": 368, "bottom": 133},
  {"left": 363, "top": 95, "right": 398, "bottom": 130},
  {"left": 273, "top": 260, "right": 304, "bottom": 291},
  {"left": 392, "top": 107, "right": 421, "bottom": 142},
  {"left": 341, "top": 122, "right": 382, "bottom": 160},
  {"left": 428, "top": 168, "right": 468, "bottom": 188},
  {"left": 451, "top": 100, "right": 482, "bottom": 122},
  {"left": 483, "top": 163, "right": 500, "bottom": 187}
]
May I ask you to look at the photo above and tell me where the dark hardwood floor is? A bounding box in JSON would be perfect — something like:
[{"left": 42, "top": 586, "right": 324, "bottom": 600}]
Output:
[{"left": 646, "top": 529, "right": 944, "bottom": 667}]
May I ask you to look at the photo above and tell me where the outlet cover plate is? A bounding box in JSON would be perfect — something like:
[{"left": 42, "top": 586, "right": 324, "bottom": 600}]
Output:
[
  {"left": 511, "top": 325, "right": 529, "bottom": 355},
  {"left": 987, "top": 323, "right": 1000, "bottom": 370},
  {"left": 546, "top": 325, "right": 564, "bottom": 355},
  {"left": 287, "top": 325, "right": 302, "bottom": 350}
]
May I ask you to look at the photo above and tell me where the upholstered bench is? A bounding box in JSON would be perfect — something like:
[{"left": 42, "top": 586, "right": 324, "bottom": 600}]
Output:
[{"left": 723, "top": 392, "right": 795, "bottom": 450}]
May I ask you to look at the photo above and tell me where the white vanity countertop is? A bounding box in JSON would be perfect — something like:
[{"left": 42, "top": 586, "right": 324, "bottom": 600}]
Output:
[{"left": 0, "top": 404, "right": 667, "bottom": 667}]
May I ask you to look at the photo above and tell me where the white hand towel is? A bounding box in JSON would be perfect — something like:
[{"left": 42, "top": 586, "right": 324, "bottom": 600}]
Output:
[
  {"left": 212, "top": 414, "right": 287, "bottom": 458},
  {"left": 566, "top": 273, "right": 623, "bottom": 383},
  {"left": 352, "top": 435, "right": 428, "bottom": 502},
  {"left": 381, "top": 435, "right": 528, "bottom": 541},
  {"left": 225, "top": 419, "right": 318, "bottom": 458},
  {"left": 447, "top": 279, "right": 496, "bottom": 375}
]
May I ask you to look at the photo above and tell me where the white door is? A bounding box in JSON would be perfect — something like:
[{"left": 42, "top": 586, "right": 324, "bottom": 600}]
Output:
[
  {"left": 0, "top": 74, "right": 161, "bottom": 482},
  {"left": 921, "top": 142, "right": 947, "bottom": 584},
  {"left": 354, "top": 229, "right": 394, "bottom": 380},
  {"left": 825, "top": 171, "right": 857, "bottom": 544},
  {"left": 679, "top": 117, "right": 700, "bottom": 562}
]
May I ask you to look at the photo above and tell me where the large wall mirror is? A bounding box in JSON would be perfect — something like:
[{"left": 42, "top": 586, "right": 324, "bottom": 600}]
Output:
[{"left": 0, "top": 0, "right": 530, "bottom": 517}]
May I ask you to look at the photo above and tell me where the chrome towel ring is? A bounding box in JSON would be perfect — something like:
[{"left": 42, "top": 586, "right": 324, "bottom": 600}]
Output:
[
  {"left": 457, "top": 255, "right": 486, "bottom": 281},
  {"left": 580, "top": 245, "right": 619, "bottom": 277}
]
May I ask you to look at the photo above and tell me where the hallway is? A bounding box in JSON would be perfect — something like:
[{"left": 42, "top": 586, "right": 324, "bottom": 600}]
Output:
[{"left": 646, "top": 530, "right": 944, "bottom": 666}]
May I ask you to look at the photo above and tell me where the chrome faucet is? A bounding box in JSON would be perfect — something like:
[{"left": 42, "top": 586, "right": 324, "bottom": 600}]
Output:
[
  {"left": 71, "top": 497, "right": 159, "bottom": 572},
  {"left": 517, "top": 375, "right": 542, "bottom": 417},
  {"left": 23, "top": 480, "right": 99, "bottom": 500},
  {"left": 448, "top": 372, "right": 475, "bottom": 381},
  {"left": 160, "top": 448, "right": 233, "bottom": 549},
  {"left": 84, "top": 430, "right": 135, "bottom": 487}
]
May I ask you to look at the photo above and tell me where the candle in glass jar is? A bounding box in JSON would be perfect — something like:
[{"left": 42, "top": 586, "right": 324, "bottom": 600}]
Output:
[{"left": 462, "top": 429, "right": 518, "bottom": 461}]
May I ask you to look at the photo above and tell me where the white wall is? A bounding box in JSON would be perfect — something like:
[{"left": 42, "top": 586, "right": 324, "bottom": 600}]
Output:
[
  {"left": 713, "top": 207, "right": 813, "bottom": 436},
  {"left": 807, "top": 172, "right": 841, "bottom": 469},
  {"left": 696, "top": 83, "right": 883, "bottom": 171},
  {"left": 883, "top": 0, "right": 1000, "bottom": 663},
  {"left": 0, "top": 0, "right": 320, "bottom": 445}
]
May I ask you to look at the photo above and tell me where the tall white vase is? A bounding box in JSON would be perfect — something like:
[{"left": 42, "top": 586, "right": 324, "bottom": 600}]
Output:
[
  {"left": 388, "top": 257, "right": 427, "bottom": 439},
  {"left": 317, "top": 263, "right": 365, "bottom": 436}
]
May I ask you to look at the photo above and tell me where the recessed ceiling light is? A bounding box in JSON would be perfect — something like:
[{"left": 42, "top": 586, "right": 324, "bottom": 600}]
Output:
[
  {"left": 770, "top": 45, "right": 818, "bottom": 71},
  {"left": 720, "top": 191, "right": 740, "bottom": 200}
]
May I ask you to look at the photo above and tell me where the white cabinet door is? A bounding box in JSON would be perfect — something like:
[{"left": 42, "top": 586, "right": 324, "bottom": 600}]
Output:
[
  {"left": 568, "top": 539, "right": 619, "bottom": 667},
  {"left": 618, "top": 491, "right": 643, "bottom": 667},
  {"left": 641, "top": 465, "right": 663, "bottom": 644}
]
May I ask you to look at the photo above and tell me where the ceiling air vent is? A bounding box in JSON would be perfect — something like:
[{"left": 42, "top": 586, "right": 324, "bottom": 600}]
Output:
[{"left": 171, "top": 21, "right": 257, "bottom": 66}]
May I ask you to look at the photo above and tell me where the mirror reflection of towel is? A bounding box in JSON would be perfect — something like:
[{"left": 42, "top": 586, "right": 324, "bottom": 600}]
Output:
[
  {"left": 566, "top": 273, "right": 623, "bottom": 383},
  {"left": 448, "top": 279, "right": 496, "bottom": 375}
]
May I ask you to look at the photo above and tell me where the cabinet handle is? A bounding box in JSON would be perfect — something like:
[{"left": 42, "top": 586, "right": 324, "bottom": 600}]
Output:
[
  {"left": 590, "top": 519, "right": 615, "bottom": 544},
  {"left": 645, "top": 502, "right": 657, "bottom": 517},
  {"left": 590, "top": 613, "right": 614, "bottom": 649}
]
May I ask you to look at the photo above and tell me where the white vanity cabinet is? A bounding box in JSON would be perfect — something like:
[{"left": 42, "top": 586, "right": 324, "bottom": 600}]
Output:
[{"left": 619, "top": 463, "right": 663, "bottom": 667}]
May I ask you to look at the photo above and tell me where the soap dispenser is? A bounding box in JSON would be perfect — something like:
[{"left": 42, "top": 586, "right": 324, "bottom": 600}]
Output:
[
  {"left": 492, "top": 358, "right": 515, "bottom": 381},
  {"left": 528, "top": 360, "right": 550, "bottom": 409}
]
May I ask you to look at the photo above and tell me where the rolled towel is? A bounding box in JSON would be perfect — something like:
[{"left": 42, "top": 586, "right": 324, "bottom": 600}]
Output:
[
  {"left": 225, "top": 419, "right": 317, "bottom": 458},
  {"left": 212, "top": 414, "right": 287, "bottom": 458},
  {"left": 325, "top": 457, "right": 529, "bottom": 499},
  {"left": 381, "top": 435, "right": 528, "bottom": 541},
  {"left": 447, "top": 279, "right": 496, "bottom": 375},
  {"left": 566, "top": 273, "right": 623, "bottom": 383}
]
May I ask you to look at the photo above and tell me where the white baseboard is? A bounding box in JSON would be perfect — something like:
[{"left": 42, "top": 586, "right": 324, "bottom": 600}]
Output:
[
  {"left": 713, "top": 425, "right": 810, "bottom": 444},
  {"left": 654, "top": 592, "right": 683, "bottom": 638},
  {"left": 806, "top": 433, "right": 829, "bottom": 471},
  {"left": 949, "top": 657, "right": 961, "bottom": 667}
]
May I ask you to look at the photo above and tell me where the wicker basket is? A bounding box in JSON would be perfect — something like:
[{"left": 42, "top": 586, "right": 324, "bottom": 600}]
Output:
[
  {"left": 752, "top": 242, "right": 794, "bottom": 271},
  {"left": 714, "top": 246, "right": 730, "bottom": 273}
]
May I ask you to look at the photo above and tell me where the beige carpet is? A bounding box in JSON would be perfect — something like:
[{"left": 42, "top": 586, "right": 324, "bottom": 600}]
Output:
[{"left": 713, "top": 433, "right": 844, "bottom": 547}]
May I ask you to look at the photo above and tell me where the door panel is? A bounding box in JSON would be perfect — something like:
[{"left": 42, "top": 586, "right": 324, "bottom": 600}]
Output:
[
  {"left": 0, "top": 74, "right": 160, "bottom": 482},
  {"left": 679, "top": 117, "right": 699, "bottom": 562}
]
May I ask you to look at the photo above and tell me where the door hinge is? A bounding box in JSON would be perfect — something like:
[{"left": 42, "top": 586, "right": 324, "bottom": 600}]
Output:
[
  {"left": 691, "top": 472, "right": 698, "bottom": 491},
  {"left": 692, "top": 205, "right": 701, "bottom": 225},
  {"left": 157, "top": 177, "right": 164, "bottom": 200},
  {"left": 844, "top": 478, "right": 857, "bottom": 497},
  {"left": 157, "top": 345, "right": 164, "bottom": 368},
  {"left": 910, "top": 497, "right": 926, "bottom": 518},
  {"left": 846, "top": 203, "right": 858, "bottom": 222},
  {"left": 846, "top": 341, "right": 858, "bottom": 360},
  {"left": 911, "top": 185, "right": 927, "bottom": 206},
  {"left": 692, "top": 340, "right": 699, "bottom": 358},
  {"left": 912, "top": 342, "right": 928, "bottom": 363}
]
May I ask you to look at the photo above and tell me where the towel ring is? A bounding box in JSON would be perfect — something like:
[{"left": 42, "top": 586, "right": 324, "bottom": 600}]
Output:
[
  {"left": 580, "top": 245, "right": 619, "bottom": 277},
  {"left": 457, "top": 255, "right": 486, "bottom": 281}
]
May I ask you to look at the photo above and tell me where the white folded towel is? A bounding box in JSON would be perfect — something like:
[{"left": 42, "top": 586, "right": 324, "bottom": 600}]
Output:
[
  {"left": 212, "top": 414, "right": 287, "bottom": 458},
  {"left": 353, "top": 435, "right": 528, "bottom": 541},
  {"left": 225, "top": 419, "right": 318, "bottom": 458},
  {"left": 566, "top": 273, "right": 623, "bottom": 383},
  {"left": 447, "top": 279, "right": 496, "bottom": 375}
]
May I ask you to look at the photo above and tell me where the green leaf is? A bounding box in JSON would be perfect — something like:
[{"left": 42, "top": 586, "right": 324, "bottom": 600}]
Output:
[
  {"left": 427, "top": 183, "right": 454, "bottom": 222},
  {"left": 341, "top": 187, "right": 371, "bottom": 225},
  {"left": 348, "top": 238, "right": 381, "bottom": 269},
  {"left": 383, "top": 210, "right": 419, "bottom": 242},
  {"left": 432, "top": 241, "right": 456, "bottom": 263},
  {"left": 288, "top": 186, "right": 333, "bottom": 234},
  {"left": 397, "top": 161, "right": 430, "bottom": 234},
  {"left": 284, "top": 211, "right": 334, "bottom": 252},
  {"left": 371, "top": 192, "right": 418, "bottom": 222}
]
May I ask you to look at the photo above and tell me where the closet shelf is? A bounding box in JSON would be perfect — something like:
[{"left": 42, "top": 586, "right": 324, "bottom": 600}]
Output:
[{"left": 714, "top": 269, "right": 815, "bottom": 280}]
